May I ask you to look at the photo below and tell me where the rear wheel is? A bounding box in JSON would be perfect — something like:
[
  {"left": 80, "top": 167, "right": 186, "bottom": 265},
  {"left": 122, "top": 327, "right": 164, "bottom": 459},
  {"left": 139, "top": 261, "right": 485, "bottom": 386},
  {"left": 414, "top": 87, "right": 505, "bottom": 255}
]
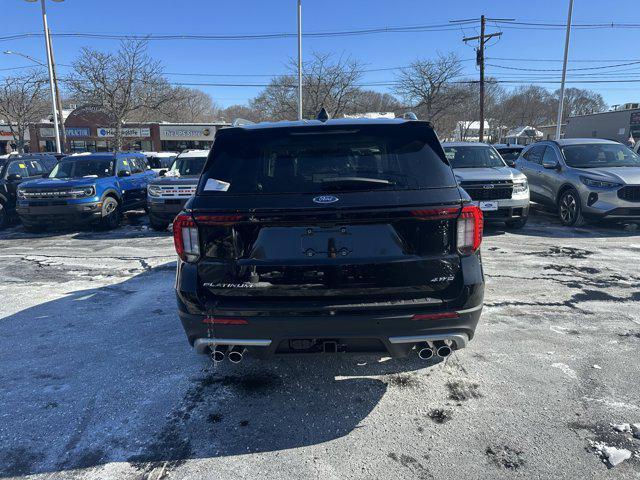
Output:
[
  {"left": 505, "top": 217, "right": 528, "bottom": 229},
  {"left": 558, "top": 188, "right": 584, "bottom": 226},
  {"left": 98, "top": 197, "right": 121, "bottom": 230}
]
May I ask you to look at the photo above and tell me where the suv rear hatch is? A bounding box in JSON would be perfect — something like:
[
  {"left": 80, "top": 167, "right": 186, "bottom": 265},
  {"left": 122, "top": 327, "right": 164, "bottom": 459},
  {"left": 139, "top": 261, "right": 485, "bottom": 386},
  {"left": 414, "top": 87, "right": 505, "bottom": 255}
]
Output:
[{"left": 182, "top": 121, "right": 475, "bottom": 312}]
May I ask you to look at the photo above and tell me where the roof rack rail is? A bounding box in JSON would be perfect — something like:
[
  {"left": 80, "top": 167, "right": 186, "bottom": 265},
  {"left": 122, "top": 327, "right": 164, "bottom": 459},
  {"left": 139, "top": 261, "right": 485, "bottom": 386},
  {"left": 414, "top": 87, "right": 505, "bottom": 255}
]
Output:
[
  {"left": 402, "top": 112, "right": 418, "bottom": 120},
  {"left": 232, "top": 118, "right": 255, "bottom": 127}
]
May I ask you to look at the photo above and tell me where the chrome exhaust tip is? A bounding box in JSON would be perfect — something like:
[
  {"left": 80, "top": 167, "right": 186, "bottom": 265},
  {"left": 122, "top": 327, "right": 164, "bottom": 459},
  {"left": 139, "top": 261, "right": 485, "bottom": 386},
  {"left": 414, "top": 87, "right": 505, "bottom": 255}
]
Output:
[
  {"left": 417, "top": 344, "right": 435, "bottom": 360},
  {"left": 228, "top": 346, "right": 244, "bottom": 364},
  {"left": 435, "top": 342, "right": 452, "bottom": 358},
  {"left": 211, "top": 345, "right": 227, "bottom": 362}
]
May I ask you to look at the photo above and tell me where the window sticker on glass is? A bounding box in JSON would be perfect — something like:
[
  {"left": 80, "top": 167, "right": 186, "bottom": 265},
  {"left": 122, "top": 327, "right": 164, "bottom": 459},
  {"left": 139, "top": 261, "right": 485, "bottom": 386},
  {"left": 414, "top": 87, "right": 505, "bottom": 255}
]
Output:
[
  {"left": 123, "top": 160, "right": 128, "bottom": 166},
  {"left": 19, "top": 163, "right": 26, "bottom": 169},
  {"left": 204, "top": 178, "right": 231, "bottom": 192}
]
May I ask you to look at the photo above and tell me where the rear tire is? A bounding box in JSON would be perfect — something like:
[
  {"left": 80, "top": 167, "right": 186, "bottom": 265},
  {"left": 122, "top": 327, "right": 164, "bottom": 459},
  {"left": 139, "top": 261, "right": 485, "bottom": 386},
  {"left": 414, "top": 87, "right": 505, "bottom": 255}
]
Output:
[
  {"left": 505, "top": 217, "right": 528, "bottom": 229},
  {"left": 98, "top": 197, "right": 121, "bottom": 230},
  {"left": 558, "top": 188, "right": 585, "bottom": 226}
]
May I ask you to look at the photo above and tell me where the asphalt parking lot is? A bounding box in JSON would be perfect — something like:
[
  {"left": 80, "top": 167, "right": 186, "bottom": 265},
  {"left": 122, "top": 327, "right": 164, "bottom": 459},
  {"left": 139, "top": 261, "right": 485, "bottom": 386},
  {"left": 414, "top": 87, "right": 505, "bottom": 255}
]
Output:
[{"left": 1, "top": 209, "right": 639, "bottom": 480}]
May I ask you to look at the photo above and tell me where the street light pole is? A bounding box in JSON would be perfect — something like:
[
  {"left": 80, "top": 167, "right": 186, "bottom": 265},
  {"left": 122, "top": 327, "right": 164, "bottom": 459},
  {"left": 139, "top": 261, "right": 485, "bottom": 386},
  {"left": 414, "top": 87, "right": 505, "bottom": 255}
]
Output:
[
  {"left": 297, "top": 0, "right": 303, "bottom": 121},
  {"left": 27, "top": 0, "right": 62, "bottom": 153},
  {"left": 555, "top": 0, "right": 574, "bottom": 140}
]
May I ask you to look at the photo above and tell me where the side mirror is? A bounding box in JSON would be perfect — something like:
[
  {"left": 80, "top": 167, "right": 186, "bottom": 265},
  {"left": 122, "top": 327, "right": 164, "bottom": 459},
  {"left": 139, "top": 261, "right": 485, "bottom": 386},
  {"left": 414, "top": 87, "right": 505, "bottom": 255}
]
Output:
[
  {"left": 505, "top": 159, "right": 516, "bottom": 168},
  {"left": 117, "top": 170, "right": 131, "bottom": 177},
  {"left": 159, "top": 169, "right": 167, "bottom": 176},
  {"left": 6, "top": 173, "right": 22, "bottom": 182},
  {"left": 542, "top": 159, "right": 560, "bottom": 170}
]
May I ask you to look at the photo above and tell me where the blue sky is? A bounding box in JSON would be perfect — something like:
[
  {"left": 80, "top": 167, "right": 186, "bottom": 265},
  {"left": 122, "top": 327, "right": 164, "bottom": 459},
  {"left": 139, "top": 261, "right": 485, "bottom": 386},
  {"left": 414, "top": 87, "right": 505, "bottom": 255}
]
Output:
[{"left": 3, "top": 0, "right": 639, "bottom": 108}]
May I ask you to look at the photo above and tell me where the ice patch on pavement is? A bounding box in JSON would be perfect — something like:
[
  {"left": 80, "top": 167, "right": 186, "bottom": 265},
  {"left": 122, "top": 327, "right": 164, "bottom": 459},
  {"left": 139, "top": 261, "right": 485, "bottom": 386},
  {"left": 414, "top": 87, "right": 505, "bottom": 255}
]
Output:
[
  {"left": 589, "top": 441, "right": 632, "bottom": 467},
  {"left": 593, "top": 364, "right": 602, "bottom": 369},
  {"left": 551, "top": 362, "right": 578, "bottom": 379}
]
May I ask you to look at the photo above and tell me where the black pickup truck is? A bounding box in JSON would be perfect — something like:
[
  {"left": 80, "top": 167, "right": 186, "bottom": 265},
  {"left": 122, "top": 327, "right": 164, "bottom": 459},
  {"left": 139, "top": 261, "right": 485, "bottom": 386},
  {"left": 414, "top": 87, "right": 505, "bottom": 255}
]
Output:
[{"left": 173, "top": 117, "right": 485, "bottom": 362}]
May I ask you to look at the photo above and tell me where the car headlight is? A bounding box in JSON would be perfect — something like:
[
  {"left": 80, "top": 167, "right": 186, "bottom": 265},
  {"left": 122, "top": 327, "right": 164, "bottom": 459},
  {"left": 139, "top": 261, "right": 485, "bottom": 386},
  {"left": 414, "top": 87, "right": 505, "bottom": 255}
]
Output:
[
  {"left": 513, "top": 179, "right": 528, "bottom": 194},
  {"left": 68, "top": 186, "right": 96, "bottom": 198},
  {"left": 148, "top": 185, "right": 162, "bottom": 197},
  {"left": 580, "top": 176, "right": 621, "bottom": 189}
]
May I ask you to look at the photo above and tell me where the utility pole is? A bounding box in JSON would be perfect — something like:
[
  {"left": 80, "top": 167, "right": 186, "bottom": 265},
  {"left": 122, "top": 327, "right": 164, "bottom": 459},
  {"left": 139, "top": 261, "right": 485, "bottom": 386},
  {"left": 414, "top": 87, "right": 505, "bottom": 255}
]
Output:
[
  {"left": 556, "top": 0, "right": 574, "bottom": 140},
  {"left": 47, "top": 29, "right": 66, "bottom": 151},
  {"left": 452, "top": 17, "right": 512, "bottom": 143},
  {"left": 297, "top": 0, "right": 303, "bottom": 121}
]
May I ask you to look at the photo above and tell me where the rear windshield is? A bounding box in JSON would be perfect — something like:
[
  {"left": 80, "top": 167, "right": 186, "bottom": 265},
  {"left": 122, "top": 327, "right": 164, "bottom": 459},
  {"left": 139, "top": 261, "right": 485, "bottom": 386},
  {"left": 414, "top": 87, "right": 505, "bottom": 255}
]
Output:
[
  {"left": 199, "top": 123, "right": 455, "bottom": 194},
  {"left": 443, "top": 145, "right": 506, "bottom": 168},
  {"left": 561, "top": 143, "right": 640, "bottom": 168}
]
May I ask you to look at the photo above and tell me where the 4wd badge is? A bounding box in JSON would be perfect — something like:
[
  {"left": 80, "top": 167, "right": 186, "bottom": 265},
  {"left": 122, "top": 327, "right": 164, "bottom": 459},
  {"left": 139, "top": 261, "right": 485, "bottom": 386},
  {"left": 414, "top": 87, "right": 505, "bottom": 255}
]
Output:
[{"left": 313, "top": 195, "right": 339, "bottom": 204}]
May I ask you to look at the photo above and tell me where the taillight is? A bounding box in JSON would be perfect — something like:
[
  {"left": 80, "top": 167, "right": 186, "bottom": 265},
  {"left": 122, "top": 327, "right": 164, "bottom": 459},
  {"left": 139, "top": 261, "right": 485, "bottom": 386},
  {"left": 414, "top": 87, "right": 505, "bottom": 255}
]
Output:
[
  {"left": 203, "top": 317, "right": 248, "bottom": 325},
  {"left": 456, "top": 205, "right": 483, "bottom": 255},
  {"left": 411, "top": 312, "right": 460, "bottom": 321},
  {"left": 173, "top": 213, "right": 200, "bottom": 262},
  {"left": 411, "top": 207, "right": 460, "bottom": 220}
]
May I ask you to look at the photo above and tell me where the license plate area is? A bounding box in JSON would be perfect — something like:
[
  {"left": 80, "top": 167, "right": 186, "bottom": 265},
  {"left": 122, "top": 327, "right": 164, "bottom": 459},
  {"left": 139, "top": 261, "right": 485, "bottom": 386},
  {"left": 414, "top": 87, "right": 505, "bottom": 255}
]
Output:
[
  {"left": 300, "top": 226, "right": 353, "bottom": 258},
  {"left": 478, "top": 201, "right": 498, "bottom": 211}
]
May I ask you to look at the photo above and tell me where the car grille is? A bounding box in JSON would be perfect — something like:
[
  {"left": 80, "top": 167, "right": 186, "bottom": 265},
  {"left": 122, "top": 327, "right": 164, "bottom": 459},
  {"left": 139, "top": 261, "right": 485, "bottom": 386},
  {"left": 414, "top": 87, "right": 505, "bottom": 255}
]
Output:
[
  {"left": 460, "top": 180, "right": 513, "bottom": 201},
  {"left": 153, "top": 185, "right": 197, "bottom": 199},
  {"left": 617, "top": 185, "right": 640, "bottom": 202},
  {"left": 20, "top": 189, "right": 85, "bottom": 200}
]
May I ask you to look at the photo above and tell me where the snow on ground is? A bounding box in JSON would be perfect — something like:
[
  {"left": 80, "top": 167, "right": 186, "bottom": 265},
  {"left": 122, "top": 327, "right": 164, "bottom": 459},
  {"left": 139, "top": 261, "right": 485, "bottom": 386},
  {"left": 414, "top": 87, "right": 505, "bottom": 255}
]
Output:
[{"left": 1, "top": 208, "right": 640, "bottom": 479}]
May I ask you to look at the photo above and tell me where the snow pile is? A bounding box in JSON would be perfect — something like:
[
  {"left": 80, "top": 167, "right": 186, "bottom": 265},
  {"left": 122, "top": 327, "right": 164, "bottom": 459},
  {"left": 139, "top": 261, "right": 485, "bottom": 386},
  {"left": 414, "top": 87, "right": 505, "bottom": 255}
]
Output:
[
  {"left": 589, "top": 441, "right": 632, "bottom": 467},
  {"left": 610, "top": 423, "right": 640, "bottom": 438}
]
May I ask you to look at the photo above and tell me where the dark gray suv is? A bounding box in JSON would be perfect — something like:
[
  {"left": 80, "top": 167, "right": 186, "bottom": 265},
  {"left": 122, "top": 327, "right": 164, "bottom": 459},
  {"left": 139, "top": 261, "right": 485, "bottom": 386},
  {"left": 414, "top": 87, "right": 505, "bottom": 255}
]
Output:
[{"left": 516, "top": 139, "right": 640, "bottom": 226}]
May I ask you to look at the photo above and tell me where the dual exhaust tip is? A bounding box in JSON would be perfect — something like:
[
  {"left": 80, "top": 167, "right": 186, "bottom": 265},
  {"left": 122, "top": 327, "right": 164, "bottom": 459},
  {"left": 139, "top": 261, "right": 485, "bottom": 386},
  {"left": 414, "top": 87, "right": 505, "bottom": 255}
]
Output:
[
  {"left": 417, "top": 341, "right": 452, "bottom": 360},
  {"left": 211, "top": 345, "right": 244, "bottom": 363}
]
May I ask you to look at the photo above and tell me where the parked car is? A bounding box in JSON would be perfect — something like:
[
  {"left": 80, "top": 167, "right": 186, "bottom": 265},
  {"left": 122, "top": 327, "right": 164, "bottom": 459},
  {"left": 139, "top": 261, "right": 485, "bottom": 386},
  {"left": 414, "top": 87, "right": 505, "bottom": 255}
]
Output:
[
  {"left": 516, "top": 139, "right": 640, "bottom": 226},
  {"left": 147, "top": 149, "right": 209, "bottom": 231},
  {"left": 142, "top": 152, "right": 177, "bottom": 172},
  {"left": 16, "top": 152, "right": 156, "bottom": 232},
  {"left": 442, "top": 142, "right": 530, "bottom": 229},
  {"left": 173, "top": 117, "right": 485, "bottom": 362},
  {"left": 493, "top": 144, "right": 525, "bottom": 167},
  {"left": 0, "top": 154, "right": 58, "bottom": 229}
]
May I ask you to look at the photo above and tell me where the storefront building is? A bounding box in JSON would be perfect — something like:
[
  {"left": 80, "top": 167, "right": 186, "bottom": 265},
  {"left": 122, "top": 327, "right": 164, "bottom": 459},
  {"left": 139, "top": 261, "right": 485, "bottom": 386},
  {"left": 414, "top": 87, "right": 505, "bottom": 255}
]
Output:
[
  {"left": 29, "top": 105, "right": 228, "bottom": 153},
  {"left": 1, "top": 125, "right": 30, "bottom": 153}
]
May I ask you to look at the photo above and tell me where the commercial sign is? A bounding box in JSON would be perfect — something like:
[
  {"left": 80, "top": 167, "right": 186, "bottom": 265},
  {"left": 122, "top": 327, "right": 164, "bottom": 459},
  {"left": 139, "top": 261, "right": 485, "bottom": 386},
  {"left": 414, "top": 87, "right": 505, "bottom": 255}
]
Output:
[
  {"left": 0, "top": 125, "right": 29, "bottom": 141},
  {"left": 159, "top": 125, "right": 215, "bottom": 141},
  {"left": 97, "top": 127, "right": 151, "bottom": 138},
  {"left": 40, "top": 127, "right": 90, "bottom": 138}
]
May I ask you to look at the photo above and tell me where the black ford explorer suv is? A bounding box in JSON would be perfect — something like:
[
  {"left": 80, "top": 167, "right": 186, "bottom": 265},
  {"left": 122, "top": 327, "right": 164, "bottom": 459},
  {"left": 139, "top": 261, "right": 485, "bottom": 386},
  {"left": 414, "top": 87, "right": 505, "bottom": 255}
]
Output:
[{"left": 174, "top": 117, "right": 484, "bottom": 362}]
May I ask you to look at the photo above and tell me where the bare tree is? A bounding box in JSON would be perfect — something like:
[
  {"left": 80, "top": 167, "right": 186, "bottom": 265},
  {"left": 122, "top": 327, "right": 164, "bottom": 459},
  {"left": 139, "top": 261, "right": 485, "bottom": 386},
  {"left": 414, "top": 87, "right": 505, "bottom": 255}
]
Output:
[
  {"left": 219, "top": 104, "right": 262, "bottom": 123},
  {"left": 159, "top": 88, "right": 221, "bottom": 123},
  {"left": 67, "top": 39, "right": 180, "bottom": 151},
  {"left": 0, "top": 69, "right": 49, "bottom": 153},
  {"left": 394, "top": 53, "right": 467, "bottom": 128},
  {"left": 351, "top": 90, "right": 403, "bottom": 115},
  {"left": 555, "top": 87, "right": 607, "bottom": 120},
  {"left": 252, "top": 52, "right": 364, "bottom": 120}
]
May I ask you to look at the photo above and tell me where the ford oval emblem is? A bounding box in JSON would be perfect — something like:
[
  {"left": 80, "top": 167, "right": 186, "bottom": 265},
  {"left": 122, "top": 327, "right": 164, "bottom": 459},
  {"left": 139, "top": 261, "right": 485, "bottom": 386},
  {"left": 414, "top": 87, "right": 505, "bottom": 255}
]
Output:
[{"left": 313, "top": 195, "right": 339, "bottom": 204}]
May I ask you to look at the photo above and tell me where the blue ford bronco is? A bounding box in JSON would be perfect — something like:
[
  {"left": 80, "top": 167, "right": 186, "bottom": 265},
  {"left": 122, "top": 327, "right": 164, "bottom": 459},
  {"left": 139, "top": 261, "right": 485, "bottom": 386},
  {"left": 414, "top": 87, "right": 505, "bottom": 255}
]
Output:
[{"left": 16, "top": 152, "right": 156, "bottom": 232}]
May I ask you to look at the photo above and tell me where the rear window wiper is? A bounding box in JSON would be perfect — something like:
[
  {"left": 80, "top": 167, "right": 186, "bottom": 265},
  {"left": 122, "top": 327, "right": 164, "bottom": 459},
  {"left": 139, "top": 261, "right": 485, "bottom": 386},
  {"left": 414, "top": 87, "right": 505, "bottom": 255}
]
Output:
[{"left": 320, "top": 177, "right": 394, "bottom": 190}]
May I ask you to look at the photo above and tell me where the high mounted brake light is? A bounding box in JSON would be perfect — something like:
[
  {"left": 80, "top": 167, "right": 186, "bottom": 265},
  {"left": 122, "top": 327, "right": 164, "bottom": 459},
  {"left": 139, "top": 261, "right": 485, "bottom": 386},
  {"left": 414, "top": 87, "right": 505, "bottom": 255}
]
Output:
[
  {"left": 173, "top": 213, "right": 200, "bottom": 262},
  {"left": 456, "top": 205, "right": 483, "bottom": 255}
]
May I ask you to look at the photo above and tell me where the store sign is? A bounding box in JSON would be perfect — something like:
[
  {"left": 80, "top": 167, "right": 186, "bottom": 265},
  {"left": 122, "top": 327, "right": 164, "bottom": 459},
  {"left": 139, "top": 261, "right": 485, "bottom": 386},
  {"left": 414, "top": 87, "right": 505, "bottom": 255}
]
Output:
[
  {"left": 97, "top": 127, "right": 151, "bottom": 138},
  {"left": 159, "top": 125, "right": 215, "bottom": 141},
  {"left": 40, "top": 127, "right": 90, "bottom": 138},
  {"left": 0, "top": 125, "right": 29, "bottom": 140}
]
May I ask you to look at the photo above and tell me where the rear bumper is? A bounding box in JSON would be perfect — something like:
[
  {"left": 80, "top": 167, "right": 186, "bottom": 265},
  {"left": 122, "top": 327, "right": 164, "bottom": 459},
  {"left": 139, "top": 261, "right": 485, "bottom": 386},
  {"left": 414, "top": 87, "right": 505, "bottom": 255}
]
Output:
[
  {"left": 179, "top": 305, "right": 481, "bottom": 357},
  {"left": 16, "top": 201, "right": 102, "bottom": 225},
  {"left": 175, "top": 253, "right": 484, "bottom": 358}
]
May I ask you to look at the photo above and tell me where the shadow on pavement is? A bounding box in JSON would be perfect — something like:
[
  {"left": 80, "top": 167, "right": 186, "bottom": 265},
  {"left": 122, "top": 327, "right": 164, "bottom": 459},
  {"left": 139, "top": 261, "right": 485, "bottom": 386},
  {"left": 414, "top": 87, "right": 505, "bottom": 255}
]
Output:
[{"left": 0, "top": 263, "right": 437, "bottom": 478}]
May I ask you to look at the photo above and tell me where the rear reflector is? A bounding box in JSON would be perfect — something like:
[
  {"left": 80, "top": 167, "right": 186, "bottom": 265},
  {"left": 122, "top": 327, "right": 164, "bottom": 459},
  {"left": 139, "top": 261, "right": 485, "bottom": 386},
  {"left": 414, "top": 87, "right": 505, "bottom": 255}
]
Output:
[
  {"left": 411, "top": 207, "right": 460, "bottom": 220},
  {"left": 195, "top": 214, "right": 242, "bottom": 225},
  {"left": 411, "top": 312, "right": 460, "bottom": 321},
  {"left": 203, "top": 317, "right": 249, "bottom": 325},
  {"left": 456, "top": 205, "right": 483, "bottom": 255}
]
